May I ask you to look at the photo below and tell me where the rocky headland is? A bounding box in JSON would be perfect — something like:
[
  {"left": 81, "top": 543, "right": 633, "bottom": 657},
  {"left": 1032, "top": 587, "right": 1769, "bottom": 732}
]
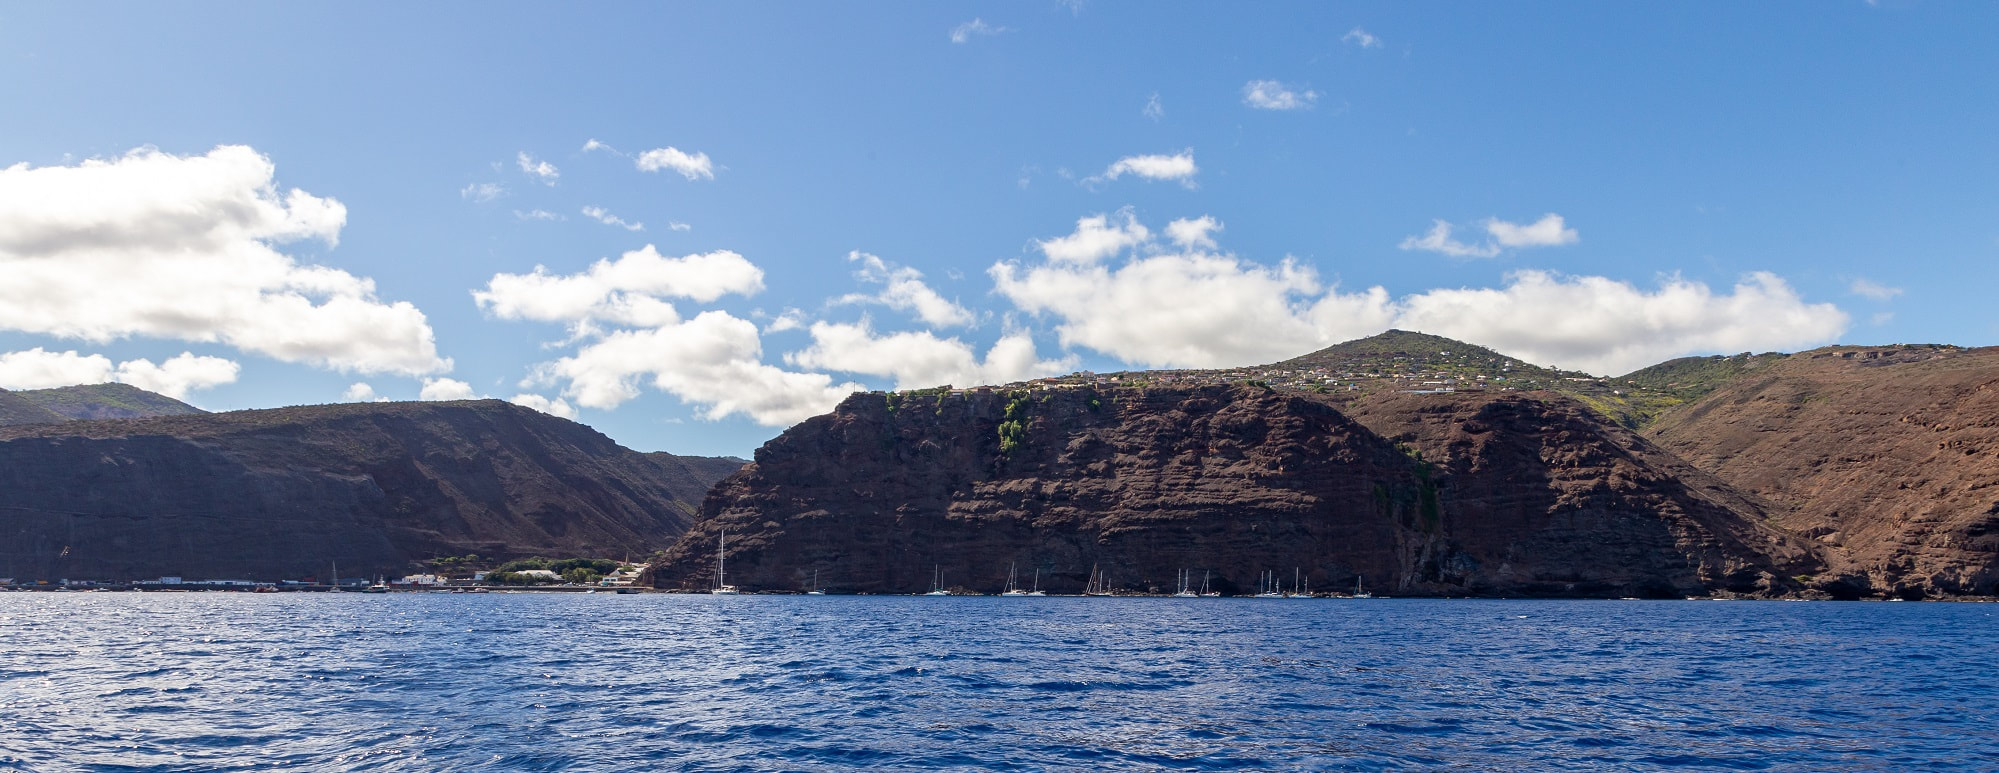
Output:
[
  {"left": 0, "top": 400, "right": 741, "bottom": 581},
  {"left": 648, "top": 383, "right": 1822, "bottom": 597}
]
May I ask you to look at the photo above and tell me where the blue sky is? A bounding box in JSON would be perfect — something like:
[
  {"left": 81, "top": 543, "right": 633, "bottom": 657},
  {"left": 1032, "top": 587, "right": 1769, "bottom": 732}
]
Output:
[{"left": 2, "top": 2, "right": 1994, "bottom": 458}]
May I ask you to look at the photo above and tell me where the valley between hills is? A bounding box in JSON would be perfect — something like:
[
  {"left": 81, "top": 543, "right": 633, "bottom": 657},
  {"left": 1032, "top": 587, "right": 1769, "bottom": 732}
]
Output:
[{"left": 3, "top": 331, "right": 1994, "bottom": 600}]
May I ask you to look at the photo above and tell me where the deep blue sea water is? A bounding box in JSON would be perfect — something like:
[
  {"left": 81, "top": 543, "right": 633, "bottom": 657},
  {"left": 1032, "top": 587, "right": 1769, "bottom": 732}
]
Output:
[{"left": 1, "top": 594, "right": 1995, "bottom": 771}]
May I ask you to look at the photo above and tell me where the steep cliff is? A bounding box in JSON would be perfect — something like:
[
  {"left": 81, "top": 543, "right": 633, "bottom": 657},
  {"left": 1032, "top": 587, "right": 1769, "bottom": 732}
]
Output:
[
  {"left": 1645, "top": 345, "right": 1999, "bottom": 597},
  {"left": 650, "top": 384, "right": 1817, "bottom": 597},
  {"left": 0, "top": 400, "right": 741, "bottom": 581}
]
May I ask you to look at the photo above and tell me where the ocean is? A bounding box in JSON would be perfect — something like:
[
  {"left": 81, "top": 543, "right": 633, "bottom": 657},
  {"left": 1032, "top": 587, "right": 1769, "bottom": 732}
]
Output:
[{"left": 1, "top": 594, "right": 1993, "bottom": 771}]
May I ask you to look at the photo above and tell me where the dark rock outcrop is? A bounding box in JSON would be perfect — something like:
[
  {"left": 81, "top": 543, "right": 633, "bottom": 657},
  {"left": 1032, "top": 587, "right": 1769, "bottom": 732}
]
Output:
[
  {"left": 0, "top": 400, "right": 742, "bottom": 581},
  {"left": 650, "top": 385, "right": 1818, "bottom": 597},
  {"left": 1645, "top": 345, "right": 1999, "bottom": 597}
]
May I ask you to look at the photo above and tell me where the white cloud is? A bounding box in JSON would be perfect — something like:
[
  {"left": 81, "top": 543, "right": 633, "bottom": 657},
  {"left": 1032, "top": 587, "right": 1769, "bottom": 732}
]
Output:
[
  {"left": 514, "top": 209, "right": 562, "bottom": 222},
  {"left": 1242, "top": 80, "right": 1319, "bottom": 111},
  {"left": 635, "top": 147, "right": 715, "bottom": 181},
  {"left": 1849, "top": 278, "right": 1903, "bottom": 301},
  {"left": 949, "top": 18, "right": 1009, "bottom": 44},
  {"left": 474, "top": 246, "right": 764, "bottom": 329},
  {"left": 0, "top": 347, "right": 237, "bottom": 399},
  {"left": 0, "top": 145, "right": 450, "bottom": 376},
  {"left": 530, "top": 311, "right": 863, "bottom": 425},
  {"left": 418, "top": 377, "right": 477, "bottom": 401},
  {"left": 1090, "top": 150, "right": 1198, "bottom": 189},
  {"left": 1037, "top": 210, "right": 1151, "bottom": 263},
  {"left": 763, "top": 308, "right": 809, "bottom": 334},
  {"left": 460, "top": 182, "right": 506, "bottom": 203},
  {"left": 994, "top": 212, "right": 1847, "bottom": 375},
  {"left": 1164, "top": 215, "right": 1222, "bottom": 250},
  {"left": 1343, "top": 27, "right": 1382, "bottom": 49},
  {"left": 1398, "top": 219, "right": 1501, "bottom": 258},
  {"left": 508, "top": 393, "right": 577, "bottom": 419},
  {"left": 1143, "top": 93, "right": 1164, "bottom": 121},
  {"left": 668, "top": 221, "right": 692, "bottom": 232},
  {"left": 343, "top": 382, "right": 388, "bottom": 402},
  {"left": 516, "top": 152, "right": 559, "bottom": 186},
  {"left": 1486, "top": 213, "right": 1579, "bottom": 248},
  {"left": 582, "top": 139, "right": 616, "bottom": 154},
  {"left": 581, "top": 206, "right": 644, "bottom": 232},
  {"left": 839, "top": 251, "right": 974, "bottom": 328},
  {"left": 1401, "top": 214, "right": 1578, "bottom": 258},
  {"left": 113, "top": 353, "right": 240, "bottom": 399},
  {"left": 1871, "top": 311, "right": 1894, "bottom": 326},
  {"left": 786, "top": 321, "right": 1072, "bottom": 390}
]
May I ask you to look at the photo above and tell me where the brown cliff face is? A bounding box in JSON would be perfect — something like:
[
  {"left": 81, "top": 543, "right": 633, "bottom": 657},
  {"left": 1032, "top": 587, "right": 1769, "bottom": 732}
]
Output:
[
  {"left": 0, "top": 400, "right": 741, "bottom": 581},
  {"left": 651, "top": 385, "right": 1816, "bottom": 597},
  {"left": 1645, "top": 345, "right": 1999, "bottom": 597}
]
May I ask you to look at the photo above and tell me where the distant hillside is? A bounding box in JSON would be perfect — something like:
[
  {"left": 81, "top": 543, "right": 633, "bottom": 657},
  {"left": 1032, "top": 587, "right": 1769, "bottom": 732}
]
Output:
[
  {"left": 0, "top": 389, "right": 69, "bottom": 427},
  {"left": 12, "top": 382, "right": 206, "bottom": 421},
  {"left": 1616, "top": 352, "right": 1792, "bottom": 401},
  {"left": 0, "top": 400, "right": 741, "bottom": 582},
  {"left": 1643, "top": 344, "right": 1999, "bottom": 597}
]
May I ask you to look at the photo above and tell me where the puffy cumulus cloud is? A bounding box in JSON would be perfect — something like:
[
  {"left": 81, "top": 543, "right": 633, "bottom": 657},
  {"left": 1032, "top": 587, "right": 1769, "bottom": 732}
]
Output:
[
  {"left": 473, "top": 246, "right": 764, "bottom": 329},
  {"left": 529, "top": 311, "right": 863, "bottom": 425},
  {"left": 581, "top": 205, "right": 644, "bottom": 232},
  {"left": 418, "top": 377, "right": 477, "bottom": 401},
  {"left": 113, "top": 353, "right": 241, "bottom": 400},
  {"left": 1486, "top": 213, "right": 1579, "bottom": 248},
  {"left": 508, "top": 393, "right": 577, "bottom": 419},
  {"left": 1391, "top": 271, "right": 1848, "bottom": 375},
  {"left": 516, "top": 152, "right": 558, "bottom": 186},
  {"left": 1037, "top": 210, "right": 1151, "bottom": 263},
  {"left": 0, "top": 146, "right": 449, "bottom": 376},
  {"left": 1242, "top": 80, "right": 1319, "bottom": 111},
  {"left": 949, "top": 18, "right": 1009, "bottom": 44},
  {"left": 1342, "top": 27, "right": 1382, "bottom": 49},
  {"left": 1401, "top": 213, "right": 1578, "bottom": 258},
  {"left": 343, "top": 382, "right": 388, "bottom": 402},
  {"left": 0, "top": 347, "right": 238, "bottom": 399},
  {"left": 994, "top": 212, "right": 1847, "bottom": 374},
  {"left": 1165, "top": 215, "right": 1222, "bottom": 250},
  {"left": 635, "top": 146, "right": 714, "bottom": 181},
  {"left": 1089, "top": 150, "right": 1198, "bottom": 189},
  {"left": 786, "top": 321, "right": 1073, "bottom": 390},
  {"left": 839, "top": 252, "right": 974, "bottom": 328}
]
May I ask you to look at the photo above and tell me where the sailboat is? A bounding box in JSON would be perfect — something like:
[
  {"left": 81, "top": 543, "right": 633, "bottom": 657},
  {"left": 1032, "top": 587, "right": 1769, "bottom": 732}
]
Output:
[
  {"left": 1171, "top": 568, "right": 1198, "bottom": 598},
  {"left": 710, "top": 529, "right": 742, "bottom": 594},
  {"left": 1001, "top": 563, "right": 1029, "bottom": 596},
  {"left": 1199, "top": 570, "right": 1219, "bottom": 598},
  {"left": 1352, "top": 574, "right": 1373, "bottom": 599},
  {"left": 1083, "top": 564, "right": 1114, "bottom": 596},
  {"left": 1253, "top": 569, "right": 1283, "bottom": 598},
  {"left": 1286, "top": 568, "right": 1309, "bottom": 598},
  {"left": 1025, "top": 567, "right": 1046, "bottom": 596},
  {"left": 805, "top": 569, "right": 825, "bottom": 595},
  {"left": 923, "top": 565, "right": 950, "bottom": 596}
]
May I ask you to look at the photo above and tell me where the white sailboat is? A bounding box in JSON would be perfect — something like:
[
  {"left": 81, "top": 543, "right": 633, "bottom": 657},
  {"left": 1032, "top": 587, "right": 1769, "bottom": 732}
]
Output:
[
  {"left": 710, "top": 529, "right": 742, "bottom": 595},
  {"left": 1001, "top": 563, "right": 1029, "bottom": 596},
  {"left": 806, "top": 569, "right": 825, "bottom": 595},
  {"left": 1286, "top": 567, "right": 1309, "bottom": 598},
  {"left": 1025, "top": 567, "right": 1046, "bottom": 596},
  {"left": 1083, "top": 564, "right": 1114, "bottom": 596},
  {"left": 1353, "top": 574, "right": 1373, "bottom": 599},
  {"left": 1199, "top": 570, "right": 1219, "bottom": 597},
  {"left": 1253, "top": 569, "right": 1283, "bottom": 598},
  {"left": 1171, "top": 568, "right": 1198, "bottom": 598},
  {"left": 923, "top": 565, "right": 950, "bottom": 596}
]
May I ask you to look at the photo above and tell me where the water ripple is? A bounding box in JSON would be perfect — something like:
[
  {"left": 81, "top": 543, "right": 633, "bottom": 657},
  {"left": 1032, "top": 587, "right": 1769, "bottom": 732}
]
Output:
[{"left": 0, "top": 595, "right": 1994, "bottom": 770}]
